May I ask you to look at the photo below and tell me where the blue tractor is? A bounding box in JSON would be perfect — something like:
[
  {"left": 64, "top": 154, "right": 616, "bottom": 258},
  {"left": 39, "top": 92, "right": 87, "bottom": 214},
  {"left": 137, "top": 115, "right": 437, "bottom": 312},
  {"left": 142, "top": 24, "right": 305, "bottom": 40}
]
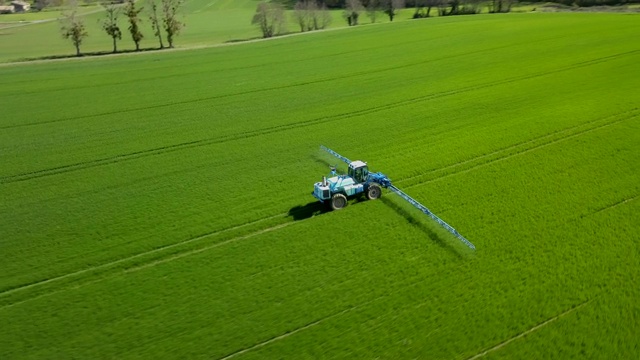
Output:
[
  {"left": 312, "top": 159, "right": 388, "bottom": 211},
  {"left": 312, "top": 145, "right": 476, "bottom": 250}
]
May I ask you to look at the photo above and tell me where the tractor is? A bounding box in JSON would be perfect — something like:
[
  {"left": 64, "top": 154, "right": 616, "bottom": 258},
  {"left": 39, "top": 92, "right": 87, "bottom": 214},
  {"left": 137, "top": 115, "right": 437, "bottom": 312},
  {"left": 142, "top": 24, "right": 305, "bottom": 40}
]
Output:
[
  {"left": 312, "top": 160, "right": 384, "bottom": 210},
  {"left": 311, "top": 145, "right": 476, "bottom": 250}
]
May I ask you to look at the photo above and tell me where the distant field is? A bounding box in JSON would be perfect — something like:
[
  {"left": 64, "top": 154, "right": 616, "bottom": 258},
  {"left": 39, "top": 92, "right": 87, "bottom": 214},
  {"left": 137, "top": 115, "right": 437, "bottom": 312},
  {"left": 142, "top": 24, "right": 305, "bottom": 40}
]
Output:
[
  {"left": 1, "top": 12, "right": 639, "bottom": 359},
  {"left": 0, "top": 0, "right": 262, "bottom": 62},
  {"left": 1, "top": 1, "right": 638, "bottom": 63},
  {"left": 0, "top": 0, "right": 411, "bottom": 63}
]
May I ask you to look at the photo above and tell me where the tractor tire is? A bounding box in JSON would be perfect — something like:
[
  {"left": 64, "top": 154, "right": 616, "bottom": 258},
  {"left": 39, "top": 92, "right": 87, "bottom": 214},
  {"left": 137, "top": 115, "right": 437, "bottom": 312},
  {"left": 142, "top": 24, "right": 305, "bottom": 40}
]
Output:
[
  {"left": 330, "top": 193, "right": 348, "bottom": 210},
  {"left": 366, "top": 184, "right": 382, "bottom": 200}
]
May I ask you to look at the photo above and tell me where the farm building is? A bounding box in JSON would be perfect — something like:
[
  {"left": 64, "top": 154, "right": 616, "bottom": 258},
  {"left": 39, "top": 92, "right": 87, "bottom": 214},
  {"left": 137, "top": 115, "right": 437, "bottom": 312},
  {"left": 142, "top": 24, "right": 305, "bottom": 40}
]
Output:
[
  {"left": 0, "top": 5, "right": 15, "bottom": 13},
  {"left": 11, "top": 1, "right": 29, "bottom": 12}
]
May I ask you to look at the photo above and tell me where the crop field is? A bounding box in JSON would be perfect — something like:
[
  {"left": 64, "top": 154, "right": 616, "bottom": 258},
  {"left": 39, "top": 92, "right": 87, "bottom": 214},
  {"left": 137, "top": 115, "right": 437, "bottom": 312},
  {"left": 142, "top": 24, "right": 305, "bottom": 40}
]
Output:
[{"left": 1, "top": 12, "right": 639, "bottom": 359}]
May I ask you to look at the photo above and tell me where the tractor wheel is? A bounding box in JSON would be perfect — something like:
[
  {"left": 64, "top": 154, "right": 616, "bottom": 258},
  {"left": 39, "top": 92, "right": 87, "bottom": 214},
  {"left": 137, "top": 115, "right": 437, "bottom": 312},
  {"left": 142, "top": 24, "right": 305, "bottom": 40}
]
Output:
[
  {"left": 331, "top": 193, "right": 348, "bottom": 210},
  {"left": 366, "top": 184, "right": 382, "bottom": 200}
]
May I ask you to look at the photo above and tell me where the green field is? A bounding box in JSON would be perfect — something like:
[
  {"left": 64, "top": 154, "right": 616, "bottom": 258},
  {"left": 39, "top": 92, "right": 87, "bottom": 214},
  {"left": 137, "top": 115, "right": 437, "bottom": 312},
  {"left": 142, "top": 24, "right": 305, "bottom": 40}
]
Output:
[{"left": 1, "top": 11, "right": 639, "bottom": 359}]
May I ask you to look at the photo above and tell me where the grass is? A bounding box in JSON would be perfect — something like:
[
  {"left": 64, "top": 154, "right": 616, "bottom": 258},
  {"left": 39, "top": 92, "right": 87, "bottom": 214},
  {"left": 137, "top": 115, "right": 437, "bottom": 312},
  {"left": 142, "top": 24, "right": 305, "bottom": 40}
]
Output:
[{"left": 1, "top": 11, "right": 639, "bottom": 359}]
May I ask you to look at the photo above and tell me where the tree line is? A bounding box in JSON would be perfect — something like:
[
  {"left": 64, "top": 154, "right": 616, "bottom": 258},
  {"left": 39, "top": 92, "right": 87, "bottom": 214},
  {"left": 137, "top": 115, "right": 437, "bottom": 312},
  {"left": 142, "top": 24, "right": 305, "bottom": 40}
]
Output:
[
  {"left": 277, "top": 0, "right": 638, "bottom": 7},
  {"left": 257, "top": 0, "right": 640, "bottom": 37},
  {"left": 252, "top": 0, "right": 409, "bottom": 38},
  {"left": 60, "top": 0, "right": 184, "bottom": 57},
  {"left": 251, "top": 0, "right": 513, "bottom": 38}
]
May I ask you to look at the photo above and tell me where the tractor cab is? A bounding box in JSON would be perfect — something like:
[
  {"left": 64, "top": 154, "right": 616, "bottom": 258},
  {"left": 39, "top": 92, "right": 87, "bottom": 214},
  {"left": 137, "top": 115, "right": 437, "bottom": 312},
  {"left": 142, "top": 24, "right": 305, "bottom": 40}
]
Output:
[{"left": 348, "top": 161, "right": 369, "bottom": 183}]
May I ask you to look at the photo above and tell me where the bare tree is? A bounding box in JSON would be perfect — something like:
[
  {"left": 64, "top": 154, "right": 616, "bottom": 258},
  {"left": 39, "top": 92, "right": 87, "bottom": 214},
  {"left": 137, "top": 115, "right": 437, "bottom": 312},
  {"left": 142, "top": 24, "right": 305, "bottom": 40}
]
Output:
[
  {"left": 294, "top": 1, "right": 310, "bottom": 32},
  {"left": 306, "top": 0, "right": 319, "bottom": 31},
  {"left": 161, "top": 0, "right": 184, "bottom": 48},
  {"left": 307, "top": 1, "right": 332, "bottom": 30},
  {"left": 441, "top": 0, "right": 481, "bottom": 15},
  {"left": 251, "top": 1, "right": 286, "bottom": 38},
  {"left": 318, "top": 2, "right": 332, "bottom": 29},
  {"left": 424, "top": 0, "right": 441, "bottom": 16},
  {"left": 101, "top": 1, "right": 122, "bottom": 53},
  {"left": 366, "top": 0, "right": 379, "bottom": 23},
  {"left": 148, "top": 0, "right": 164, "bottom": 48},
  {"left": 413, "top": 0, "right": 439, "bottom": 18},
  {"left": 488, "top": 0, "right": 513, "bottom": 13},
  {"left": 294, "top": 1, "right": 328, "bottom": 32},
  {"left": 343, "top": 0, "right": 364, "bottom": 26},
  {"left": 124, "top": 0, "right": 143, "bottom": 51},
  {"left": 464, "top": 0, "right": 482, "bottom": 14},
  {"left": 412, "top": 0, "right": 424, "bottom": 17},
  {"left": 381, "top": 0, "right": 404, "bottom": 21},
  {"left": 60, "top": 3, "right": 88, "bottom": 56},
  {"left": 437, "top": 0, "right": 450, "bottom": 15}
]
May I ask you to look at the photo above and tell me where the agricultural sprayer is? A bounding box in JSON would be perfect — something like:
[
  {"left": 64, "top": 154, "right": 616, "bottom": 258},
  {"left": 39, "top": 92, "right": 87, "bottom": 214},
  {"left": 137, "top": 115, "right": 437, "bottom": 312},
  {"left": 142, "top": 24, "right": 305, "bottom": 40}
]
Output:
[{"left": 312, "top": 145, "right": 475, "bottom": 250}]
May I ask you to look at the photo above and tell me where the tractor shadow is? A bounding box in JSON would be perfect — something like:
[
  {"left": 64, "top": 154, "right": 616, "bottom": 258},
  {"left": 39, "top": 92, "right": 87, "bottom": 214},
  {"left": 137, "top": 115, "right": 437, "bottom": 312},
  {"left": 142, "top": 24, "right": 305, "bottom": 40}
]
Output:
[
  {"left": 288, "top": 201, "right": 329, "bottom": 221},
  {"left": 289, "top": 154, "right": 357, "bottom": 221},
  {"left": 288, "top": 197, "right": 369, "bottom": 221},
  {"left": 380, "top": 197, "right": 465, "bottom": 259}
]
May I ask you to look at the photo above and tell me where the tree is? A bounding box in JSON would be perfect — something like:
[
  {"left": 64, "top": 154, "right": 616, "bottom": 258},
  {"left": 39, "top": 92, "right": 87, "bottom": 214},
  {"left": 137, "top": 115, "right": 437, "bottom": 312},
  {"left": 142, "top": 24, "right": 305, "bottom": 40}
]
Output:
[
  {"left": 60, "top": 4, "right": 88, "bottom": 56},
  {"left": 424, "top": 0, "right": 441, "bottom": 16},
  {"left": 487, "top": 0, "right": 513, "bottom": 13},
  {"left": 343, "top": 0, "right": 364, "bottom": 26},
  {"left": 381, "top": 0, "right": 404, "bottom": 21},
  {"left": 124, "top": 0, "right": 143, "bottom": 51},
  {"left": 101, "top": 1, "right": 122, "bottom": 53},
  {"left": 161, "top": 0, "right": 184, "bottom": 48},
  {"left": 440, "top": 0, "right": 481, "bottom": 15},
  {"left": 294, "top": 1, "right": 309, "bottom": 31},
  {"left": 251, "top": 1, "right": 286, "bottom": 38},
  {"left": 413, "top": 0, "right": 440, "bottom": 18},
  {"left": 318, "top": 2, "right": 332, "bottom": 29},
  {"left": 148, "top": 0, "right": 164, "bottom": 48},
  {"left": 308, "top": 1, "right": 320, "bottom": 30},
  {"left": 366, "top": 0, "right": 379, "bottom": 23},
  {"left": 293, "top": 0, "right": 331, "bottom": 32}
]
